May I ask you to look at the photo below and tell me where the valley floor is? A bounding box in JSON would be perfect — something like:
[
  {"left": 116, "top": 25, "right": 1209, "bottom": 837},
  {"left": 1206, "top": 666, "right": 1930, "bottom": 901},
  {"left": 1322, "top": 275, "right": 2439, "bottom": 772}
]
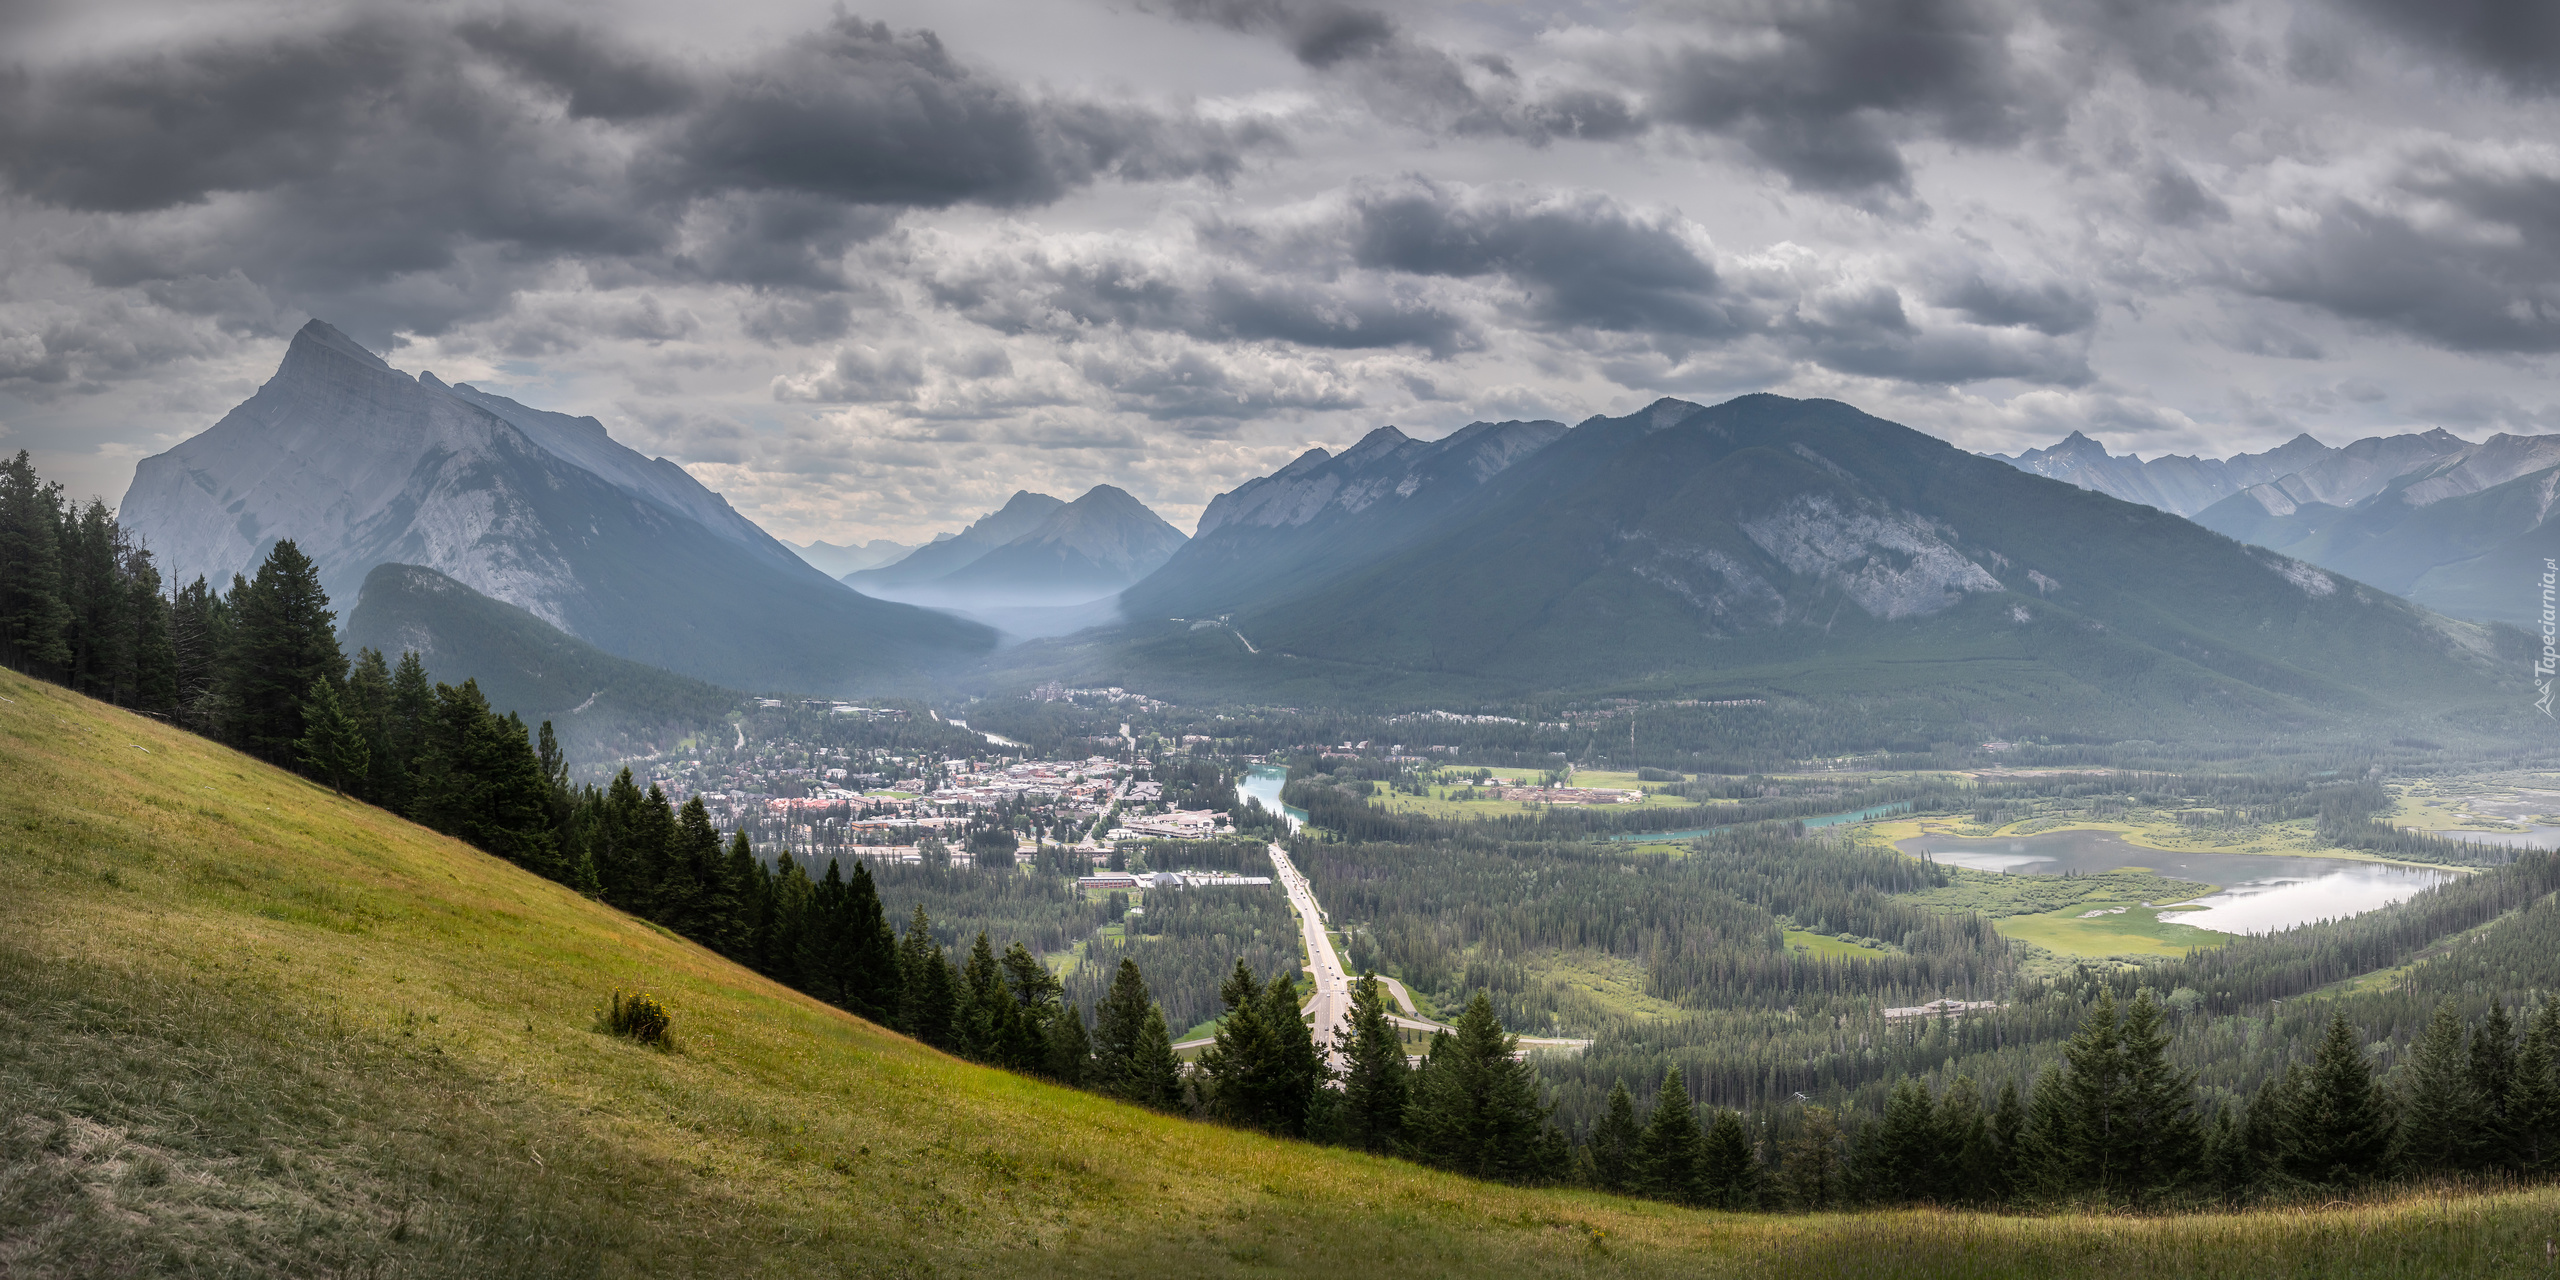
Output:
[{"left": 3, "top": 667, "right": 2555, "bottom": 1278}]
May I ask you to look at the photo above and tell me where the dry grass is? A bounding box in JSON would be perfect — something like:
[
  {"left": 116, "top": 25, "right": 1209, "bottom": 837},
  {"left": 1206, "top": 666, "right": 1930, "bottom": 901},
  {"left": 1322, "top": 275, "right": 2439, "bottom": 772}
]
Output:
[{"left": 5, "top": 666, "right": 2558, "bottom": 1277}]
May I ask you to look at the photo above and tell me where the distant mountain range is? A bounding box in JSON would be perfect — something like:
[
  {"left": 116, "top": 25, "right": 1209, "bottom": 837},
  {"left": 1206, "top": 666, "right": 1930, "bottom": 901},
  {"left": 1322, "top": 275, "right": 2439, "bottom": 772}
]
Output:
[
  {"left": 119, "top": 321, "right": 991, "bottom": 694},
  {"left": 1001, "top": 396, "right": 2510, "bottom": 730},
  {"left": 849, "top": 486, "right": 1185, "bottom": 608},
  {"left": 343, "top": 563, "right": 738, "bottom": 751},
  {"left": 1993, "top": 424, "right": 2560, "bottom": 626},
  {"left": 787, "top": 538, "right": 915, "bottom": 577}
]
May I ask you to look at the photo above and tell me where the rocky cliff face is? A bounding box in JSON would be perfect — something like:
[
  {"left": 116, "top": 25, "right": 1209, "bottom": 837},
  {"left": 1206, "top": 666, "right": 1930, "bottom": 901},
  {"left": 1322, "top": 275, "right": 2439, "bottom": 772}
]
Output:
[{"left": 118, "top": 321, "right": 987, "bottom": 692}]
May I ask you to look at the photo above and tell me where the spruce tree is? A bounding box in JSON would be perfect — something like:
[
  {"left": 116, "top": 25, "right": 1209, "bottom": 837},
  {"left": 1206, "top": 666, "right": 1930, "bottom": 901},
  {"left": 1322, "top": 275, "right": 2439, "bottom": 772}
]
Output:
[
  {"left": 218, "top": 540, "right": 344, "bottom": 764},
  {"left": 1336, "top": 973, "right": 1411, "bottom": 1153},
  {"left": 123, "top": 546, "right": 177, "bottom": 720},
  {"left": 168, "top": 576, "right": 229, "bottom": 733},
  {"left": 2512, "top": 995, "right": 2560, "bottom": 1175},
  {"left": 1091, "top": 958, "right": 1156, "bottom": 1098},
  {"left": 2202, "top": 1104, "right": 2247, "bottom": 1203},
  {"left": 844, "top": 859, "right": 900, "bottom": 1022},
  {"left": 998, "top": 941, "right": 1061, "bottom": 1073},
  {"left": 1987, "top": 1078, "right": 2025, "bottom": 1204},
  {"left": 2469, "top": 999, "right": 2521, "bottom": 1171},
  {"left": 1044, "top": 1001, "right": 1091, "bottom": 1086},
  {"left": 377, "top": 651, "right": 432, "bottom": 812},
  {"left": 0, "top": 451, "right": 71, "bottom": 677},
  {"left": 2242, "top": 1070, "right": 2293, "bottom": 1198},
  {"left": 956, "top": 933, "right": 1008, "bottom": 1062},
  {"left": 1776, "top": 1105, "right": 1844, "bottom": 1211},
  {"left": 2114, "top": 990, "right": 2202, "bottom": 1203},
  {"left": 293, "top": 678, "right": 369, "bottom": 796},
  {"left": 1700, "top": 1108, "right": 1761, "bottom": 1209},
  {"left": 1867, "top": 1078, "right": 1943, "bottom": 1204},
  {"left": 1403, "top": 993, "right": 1548, "bottom": 1183},
  {"left": 896, "top": 906, "right": 956, "bottom": 1048},
  {"left": 60, "top": 500, "right": 132, "bottom": 703},
  {"left": 1588, "top": 1079, "right": 1643, "bottom": 1193},
  {"left": 1637, "top": 1068, "right": 1706, "bottom": 1205},
  {"left": 1127, "top": 1003, "right": 1184, "bottom": 1110},
  {"left": 344, "top": 648, "right": 396, "bottom": 804},
  {"left": 722, "top": 831, "right": 766, "bottom": 965},
  {"left": 762, "top": 851, "right": 814, "bottom": 987},
  {"left": 2397, "top": 1000, "right": 2484, "bottom": 1174},
  {"left": 2018, "top": 1065, "right": 2079, "bottom": 1199},
  {"left": 2284, "top": 1011, "right": 2397, "bottom": 1188},
  {"left": 2058, "top": 989, "right": 2126, "bottom": 1197},
  {"left": 1937, "top": 1075, "right": 1997, "bottom": 1205}
]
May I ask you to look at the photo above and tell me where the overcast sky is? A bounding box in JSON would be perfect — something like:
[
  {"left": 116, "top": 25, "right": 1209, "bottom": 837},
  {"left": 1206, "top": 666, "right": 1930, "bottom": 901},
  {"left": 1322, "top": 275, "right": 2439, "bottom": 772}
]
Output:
[{"left": 4, "top": 0, "right": 2559, "bottom": 541}]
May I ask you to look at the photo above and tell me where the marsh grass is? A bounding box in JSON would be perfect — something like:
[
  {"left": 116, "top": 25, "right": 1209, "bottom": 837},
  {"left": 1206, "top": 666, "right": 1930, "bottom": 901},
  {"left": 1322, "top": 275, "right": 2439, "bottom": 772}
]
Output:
[{"left": 5, "top": 666, "right": 2559, "bottom": 1277}]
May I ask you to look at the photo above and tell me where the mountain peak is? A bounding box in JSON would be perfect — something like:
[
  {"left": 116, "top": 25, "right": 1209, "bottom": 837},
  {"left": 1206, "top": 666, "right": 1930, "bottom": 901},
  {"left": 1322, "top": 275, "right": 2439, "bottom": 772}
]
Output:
[
  {"left": 286, "top": 319, "right": 394, "bottom": 372},
  {"left": 1275, "top": 446, "right": 1332, "bottom": 477}
]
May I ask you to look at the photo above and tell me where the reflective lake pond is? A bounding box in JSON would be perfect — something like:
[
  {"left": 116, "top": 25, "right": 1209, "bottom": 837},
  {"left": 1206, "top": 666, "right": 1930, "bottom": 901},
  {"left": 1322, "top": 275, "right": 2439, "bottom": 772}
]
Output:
[{"left": 1896, "top": 828, "right": 2454, "bottom": 936}]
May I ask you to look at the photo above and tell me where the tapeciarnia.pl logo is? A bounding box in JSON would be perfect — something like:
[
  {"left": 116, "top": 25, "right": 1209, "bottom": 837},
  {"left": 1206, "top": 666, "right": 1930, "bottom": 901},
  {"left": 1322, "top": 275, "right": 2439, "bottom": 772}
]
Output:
[{"left": 2539, "top": 558, "right": 2557, "bottom": 718}]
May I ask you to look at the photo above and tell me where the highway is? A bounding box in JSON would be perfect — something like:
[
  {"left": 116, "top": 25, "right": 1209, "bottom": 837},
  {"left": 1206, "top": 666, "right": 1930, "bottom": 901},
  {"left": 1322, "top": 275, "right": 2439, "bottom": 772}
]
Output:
[{"left": 1267, "top": 841, "right": 1354, "bottom": 1068}]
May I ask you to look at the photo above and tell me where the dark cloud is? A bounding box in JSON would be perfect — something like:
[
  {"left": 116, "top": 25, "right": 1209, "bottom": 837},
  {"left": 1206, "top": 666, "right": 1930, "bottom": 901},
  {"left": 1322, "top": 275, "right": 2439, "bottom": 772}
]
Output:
[
  {"left": 1936, "top": 272, "right": 2100, "bottom": 337},
  {"left": 2236, "top": 145, "right": 2560, "bottom": 353},
  {"left": 667, "top": 17, "right": 1247, "bottom": 209},
  {"left": 0, "top": 11, "right": 1253, "bottom": 354},
  {"left": 2341, "top": 0, "right": 2560, "bottom": 91},
  {"left": 1647, "top": 0, "right": 2057, "bottom": 196},
  {"left": 1343, "top": 179, "right": 1750, "bottom": 337},
  {"left": 928, "top": 248, "right": 1474, "bottom": 355}
]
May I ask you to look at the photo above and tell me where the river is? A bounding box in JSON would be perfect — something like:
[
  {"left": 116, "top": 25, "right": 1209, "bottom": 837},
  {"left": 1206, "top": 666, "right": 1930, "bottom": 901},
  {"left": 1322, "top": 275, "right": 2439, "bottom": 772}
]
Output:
[{"left": 1239, "top": 765, "right": 1306, "bottom": 833}]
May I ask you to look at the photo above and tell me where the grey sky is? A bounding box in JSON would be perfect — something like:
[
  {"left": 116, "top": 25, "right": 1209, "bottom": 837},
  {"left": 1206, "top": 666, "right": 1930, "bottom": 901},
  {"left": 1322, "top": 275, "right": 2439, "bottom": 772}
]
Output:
[{"left": 4, "top": 0, "right": 2558, "bottom": 542}]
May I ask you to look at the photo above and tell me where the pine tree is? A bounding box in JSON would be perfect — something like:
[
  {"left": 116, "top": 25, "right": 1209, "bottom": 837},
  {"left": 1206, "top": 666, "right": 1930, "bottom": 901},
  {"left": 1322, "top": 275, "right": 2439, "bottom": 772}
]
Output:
[
  {"left": 1335, "top": 973, "right": 1410, "bottom": 1153},
  {"left": 722, "top": 831, "right": 766, "bottom": 964},
  {"left": 1866, "top": 1077, "right": 1942, "bottom": 1204},
  {"left": 2397, "top": 1000, "right": 2484, "bottom": 1174},
  {"left": 1987, "top": 1078, "right": 2025, "bottom": 1204},
  {"left": 2513, "top": 996, "right": 2560, "bottom": 1175},
  {"left": 344, "top": 648, "right": 396, "bottom": 805},
  {"left": 2284, "top": 1011, "right": 2397, "bottom": 1188},
  {"left": 2018, "top": 1064, "right": 2079, "bottom": 1199},
  {"left": 844, "top": 859, "right": 900, "bottom": 1022},
  {"left": 2202, "top": 1104, "right": 2248, "bottom": 1203},
  {"left": 1700, "top": 1108, "right": 1761, "bottom": 1209},
  {"left": 218, "top": 540, "right": 344, "bottom": 764},
  {"left": 1092, "top": 958, "right": 1156, "bottom": 1099},
  {"left": 1402, "top": 993, "right": 1548, "bottom": 1183},
  {"left": 1199, "top": 962, "right": 1318, "bottom": 1136},
  {"left": 1126, "top": 1002, "right": 1184, "bottom": 1110},
  {"left": 0, "top": 451, "right": 71, "bottom": 677},
  {"left": 2243, "top": 1070, "right": 2294, "bottom": 1197},
  {"left": 761, "top": 851, "right": 814, "bottom": 986},
  {"left": 2058, "top": 989, "right": 2126, "bottom": 1198},
  {"left": 293, "top": 678, "right": 369, "bottom": 796},
  {"left": 1637, "top": 1068, "right": 1706, "bottom": 1205},
  {"left": 1776, "top": 1105, "right": 1844, "bottom": 1211},
  {"left": 2114, "top": 990, "right": 2202, "bottom": 1203},
  {"left": 2469, "top": 999, "right": 2521, "bottom": 1172},
  {"left": 168, "top": 576, "right": 229, "bottom": 734},
  {"left": 804, "top": 861, "right": 853, "bottom": 1007},
  {"left": 123, "top": 545, "right": 177, "bottom": 720},
  {"left": 1937, "top": 1075, "right": 1997, "bottom": 1205},
  {"left": 896, "top": 906, "right": 956, "bottom": 1049},
  {"left": 998, "top": 941, "right": 1060, "bottom": 1073},
  {"left": 60, "top": 499, "right": 132, "bottom": 703},
  {"left": 1588, "top": 1079, "right": 1643, "bottom": 1194},
  {"left": 1044, "top": 1001, "right": 1091, "bottom": 1086},
  {"left": 956, "top": 933, "right": 1008, "bottom": 1062}
]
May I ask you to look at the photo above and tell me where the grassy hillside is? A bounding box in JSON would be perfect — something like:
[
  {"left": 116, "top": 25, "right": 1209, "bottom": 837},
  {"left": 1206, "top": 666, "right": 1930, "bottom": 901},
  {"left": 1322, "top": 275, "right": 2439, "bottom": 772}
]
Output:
[{"left": 3, "top": 667, "right": 2556, "bottom": 1278}]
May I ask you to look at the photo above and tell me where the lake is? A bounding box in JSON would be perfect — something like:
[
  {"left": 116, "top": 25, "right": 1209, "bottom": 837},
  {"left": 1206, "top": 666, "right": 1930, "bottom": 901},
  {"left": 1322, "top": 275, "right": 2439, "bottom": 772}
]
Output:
[
  {"left": 1896, "top": 828, "right": 2454, "bottom": 935},
  {"left": 1239, "top": 765, "right": 1306, "bottom": 833}
]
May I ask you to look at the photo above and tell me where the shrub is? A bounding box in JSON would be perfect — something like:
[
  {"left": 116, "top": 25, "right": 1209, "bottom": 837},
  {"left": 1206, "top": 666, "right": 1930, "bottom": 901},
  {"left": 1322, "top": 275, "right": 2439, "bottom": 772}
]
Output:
[{"left": 599, "top": 989, "right": 674, "bottom": 1048}]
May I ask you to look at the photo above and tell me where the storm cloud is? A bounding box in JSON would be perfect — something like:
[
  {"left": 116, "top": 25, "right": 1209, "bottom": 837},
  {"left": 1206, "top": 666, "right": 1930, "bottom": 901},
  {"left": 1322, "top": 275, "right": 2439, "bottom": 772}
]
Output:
[{"left": 0, "top": 0, "right": 2553, "bottom": 544}]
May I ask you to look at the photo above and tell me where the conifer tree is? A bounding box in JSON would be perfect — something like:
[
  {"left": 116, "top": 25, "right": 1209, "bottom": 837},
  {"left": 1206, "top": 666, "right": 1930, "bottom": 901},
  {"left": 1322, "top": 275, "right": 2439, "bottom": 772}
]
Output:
[
  {"left": 1045, "top": 1001, "right": 1091, "bottom": 1086},
  {"left": 1199, "top": 963, "right": 1318, "bottom": 1136},
  {"left": 1403, "top": 993, "right": 1549, "bottom": 1183},
  {"left": 1700, "top": 1108, "right": 1761, "bottom": 1209},
  {"left": 2397, "top": 1000, "right": 2484, "bottom": 1174},
  {"left": 1588, "top": 1079, "right": 1643, "bottom": 1194},
  {"left": 0, "top": 451, "right": 71, "bottom": 677},
  {"left": 2284, "top": 1011, "right": 2396, "bottom": 1187},
  {"left": 844, "top": 859, "right": 901, "bottom": 1022},
  {"left": 1776, "top": 1105, "right": 1844, "bottom": 1211},
  {"left": 1335, "top": 973, "right": 1410, "bottom": 1153},
  {"left": 2114, "top": 990, "right": 2202, "bottom": 1202},
  {"left": 722, "top": 831, "right": 765, "bottom": 965},
  {"left": 1127, "top": 1002, "right": 1184, "bottom": 1110},
  {"left": 1866, "top": 1078, "right": 1943, "bottom": 1204},
  {"left": 293, "top": 677, "right": 369, "bottom": 796},
  {"left": 344, "top": 648, "right": 396, "bottom": 804},
  {"left": 2242, "top": 1070, "right": 2294, "bottom": 1198},
  {"left": 2513, "top": 995, "right": 2560, "bottom": 1175},
  {"left": 998, "top": 941, "right": 1061, "bottom": 1072},
  {"left": 218, "top": 540, "right": 344, "bottom": 764},
  {"left": 1091, "top": 958, "right": 1155, "bottom": 1098},
  {"left": 761, "top": 851, "right": 814, "bottom": 987},
  {"left": 168, "top": 576, "right": 230, "bottom": 733},
  {"left": 1637, "top": 1068, "right": 1706, "bottom": 1205},
  {"left": 2018, "top": 1065, "right": 2079, "bottom": 1199},
  {"left": 1937, "top": 1075, "right": 1997, "bottom": 1205},
  {"left": 1987, "top": 1078, "right": 2025, "bottom": 1204},
  {"left": 896, "top": 906, "right": 956, "bottom": 1049},
  {"left": 2057, "top": 989, "right": 2126, "bottom": 1197},
  {"left": 61, "top": 499, "right": 133, "bottom": 703},
  {"left": 2469, "top": 999, "right": 2521, "bottom": 1171},
  {"left": 956, "top": 933, "right": 1008, "bottom": 1062},
  {"left": 123, "top": 547, "right": 177, "bottom": 720},
  {"left": 2202, "top": 1104, "right": 2248, "bottom": 1203}
]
